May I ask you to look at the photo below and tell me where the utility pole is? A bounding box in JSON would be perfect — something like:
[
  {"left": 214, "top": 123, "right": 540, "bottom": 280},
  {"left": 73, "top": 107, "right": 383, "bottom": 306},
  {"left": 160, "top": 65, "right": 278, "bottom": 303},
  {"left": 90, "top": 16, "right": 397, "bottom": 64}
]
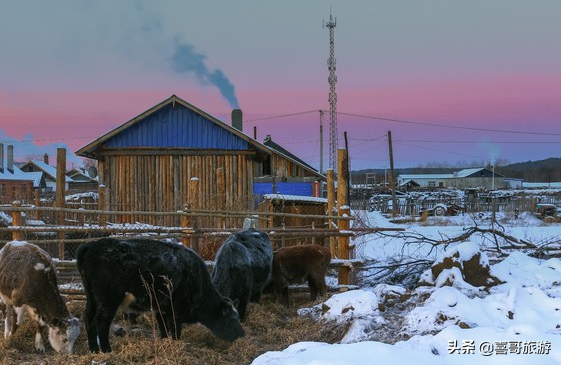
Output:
[
  {"left": 388, "top": 131, "right": 398, "bottom": 217},
  {"left": 319, "top": 110, "right": 324, "bottom": 174},
  {"left": 323, "top": 11, "right": 338, "bottom": 171}
]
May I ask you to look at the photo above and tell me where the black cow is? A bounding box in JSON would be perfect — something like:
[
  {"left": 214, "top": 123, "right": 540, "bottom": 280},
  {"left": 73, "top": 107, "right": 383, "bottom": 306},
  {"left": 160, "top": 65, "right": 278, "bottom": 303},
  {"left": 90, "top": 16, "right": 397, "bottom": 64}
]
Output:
[
  {"left": 76, "top": 238, "right": 244, "bottom": 353},
  {"left": 212, "top": 228, "right": 273, "bottom": 321}
]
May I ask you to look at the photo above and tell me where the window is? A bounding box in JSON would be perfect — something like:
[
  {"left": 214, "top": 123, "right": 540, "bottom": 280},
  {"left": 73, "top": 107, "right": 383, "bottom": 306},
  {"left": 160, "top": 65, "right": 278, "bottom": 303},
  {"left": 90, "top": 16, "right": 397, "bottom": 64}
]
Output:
[
  {"left": 262, "top": 156, "right": 271, "bottom": 176},
  {"left": 428, "top": 181, "right": 436, "bottom": 187}
]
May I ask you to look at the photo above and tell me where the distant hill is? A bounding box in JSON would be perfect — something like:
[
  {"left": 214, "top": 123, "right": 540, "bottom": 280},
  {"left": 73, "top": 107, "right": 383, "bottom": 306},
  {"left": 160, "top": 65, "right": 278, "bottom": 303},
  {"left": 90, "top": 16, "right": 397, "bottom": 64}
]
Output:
[
  {"left": 351, "top": 157, "right": 561, "bottom": 184},
  {"left": 498, "top": 158, "right": 561, "bottom": 182}
]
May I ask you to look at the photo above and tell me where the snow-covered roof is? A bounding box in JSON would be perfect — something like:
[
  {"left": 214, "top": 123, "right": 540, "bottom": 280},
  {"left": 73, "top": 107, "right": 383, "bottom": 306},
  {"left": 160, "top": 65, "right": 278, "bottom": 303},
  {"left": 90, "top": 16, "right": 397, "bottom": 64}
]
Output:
[
  {"left": 21, "top": 160, "right": 72, "bottom": 182},
  {"left": 0, "top": 165, "right": 34, "bottom": 182},
  {"left": 399, "top": 168, "right": 498, "bottom": 181},
  {"left": 25, "top": 171, "right": 44, "bottom": 188},
  {"left": 455, "top": 167, "right": 485, "bottom": 177},
  {"left": 263, "top": 193, "right": 328, "bottom": 203},
  {"left": 398, "top": 173, "right": 453, "bottom": 180}
]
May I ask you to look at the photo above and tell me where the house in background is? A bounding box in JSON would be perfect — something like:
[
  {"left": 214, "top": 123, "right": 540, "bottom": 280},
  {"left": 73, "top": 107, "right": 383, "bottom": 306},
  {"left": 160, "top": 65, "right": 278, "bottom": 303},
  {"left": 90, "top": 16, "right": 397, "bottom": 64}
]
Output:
[
  {"left": 254, "top": 134, "right": 323, "bottom": 196},
  {"left": 0, "top": 144, "right": 36, "bottom": 204},
  {"left": 19, "top": 154, "right": 72, "bottom": 193},
  {"left": 76, "top": 94, "right": 324, "bottom": 226},
  {"left": 66, "top": 168, "right": 98, "bottom": 192},
  {"left": 397, "top": 167, "right": 506, "bottom": 190}
]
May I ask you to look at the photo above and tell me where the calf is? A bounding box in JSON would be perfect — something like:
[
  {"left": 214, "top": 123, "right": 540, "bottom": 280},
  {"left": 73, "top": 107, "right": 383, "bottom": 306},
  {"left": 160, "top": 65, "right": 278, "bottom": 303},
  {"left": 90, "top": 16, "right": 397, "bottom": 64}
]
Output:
[
  {"left": 272, "top": 244, "right": 331, "bottom": 306},
  {"left": 76, "top": 238, "right": 245, "bottom": 353},
  {"left": 0, "top": 241, "right": 81, "bottom": 353},
  {"left": 212, "top": 228, "right": 273, "bottom": 320}
]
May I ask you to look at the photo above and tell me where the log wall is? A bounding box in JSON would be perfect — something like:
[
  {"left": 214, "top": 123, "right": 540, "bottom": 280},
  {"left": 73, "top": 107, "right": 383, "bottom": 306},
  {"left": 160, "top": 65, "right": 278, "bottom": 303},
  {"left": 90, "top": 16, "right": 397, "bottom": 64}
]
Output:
[{"left": 98, "top": 151, "right": 254, "bottom": 226}]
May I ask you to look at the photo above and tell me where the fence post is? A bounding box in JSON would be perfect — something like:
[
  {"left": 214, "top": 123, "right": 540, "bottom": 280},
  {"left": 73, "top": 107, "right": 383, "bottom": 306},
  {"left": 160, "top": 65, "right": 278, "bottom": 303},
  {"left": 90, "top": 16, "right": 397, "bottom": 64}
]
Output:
[
  {"left": 98, "top": 184, "right": 106, "bottom": 226},
  {"left": 11, "top": 201, "right": 23, "bottom": 241},
  {"left": 216, "top": 167, "right": 225, "bottom": 228},
  {"left": 338, "top": 206, "right": 351, "bottom": 285},
  {"left": 326, "top": 168, "right": 336, "bottom": 257},
  {"left": 182, "top": 206, "right": 191, "bottom": 248},
  {"left": 189, "top": 177, "right": 200, "bottom": 253},
  {"left": 34, "top": 189, "right": 40, "bottom": 220},
  {"left": 55, "top": 148, "right": 66, "bottom": 259},
  {"left": 336, "top": 148, "right": 351, "bottom": 286}
]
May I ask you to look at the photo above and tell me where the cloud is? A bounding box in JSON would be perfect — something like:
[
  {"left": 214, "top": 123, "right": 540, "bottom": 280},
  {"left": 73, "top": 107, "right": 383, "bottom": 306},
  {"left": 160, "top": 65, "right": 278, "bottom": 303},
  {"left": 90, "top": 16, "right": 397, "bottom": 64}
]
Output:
[
  {"left": 0, "top": 130, "right": 84, "bottom": 168},
  {"left": 170, "top": 42, "right": 239, "bottom": 109}
]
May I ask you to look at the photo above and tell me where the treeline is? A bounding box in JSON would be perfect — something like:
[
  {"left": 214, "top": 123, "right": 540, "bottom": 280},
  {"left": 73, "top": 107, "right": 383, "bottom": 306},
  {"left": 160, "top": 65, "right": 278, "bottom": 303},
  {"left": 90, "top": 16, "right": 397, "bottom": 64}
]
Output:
[
  {"left": 351, "top": 157, "right": 561, "bottom": 184},
  {"left": 497, "top": 158, "right": 561, "bottom": 183}
]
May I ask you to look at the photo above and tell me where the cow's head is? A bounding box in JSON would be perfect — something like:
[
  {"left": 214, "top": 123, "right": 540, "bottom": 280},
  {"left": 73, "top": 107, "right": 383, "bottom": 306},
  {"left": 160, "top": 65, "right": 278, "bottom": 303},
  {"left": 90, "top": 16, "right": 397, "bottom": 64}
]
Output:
[
  {"left": 204, "top": 297, "right": 245, "bottom": 342},
  {"left": 48, "top": 316, "right": 81, "bottom": 354}
]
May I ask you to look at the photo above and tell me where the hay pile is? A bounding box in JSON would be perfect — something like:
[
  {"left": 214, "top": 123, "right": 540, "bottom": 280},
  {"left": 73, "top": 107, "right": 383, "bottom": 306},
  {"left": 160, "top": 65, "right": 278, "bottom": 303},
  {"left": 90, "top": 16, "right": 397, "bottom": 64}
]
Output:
[{"left": 0, "top": 294, "right": 345, "bottom": 365}]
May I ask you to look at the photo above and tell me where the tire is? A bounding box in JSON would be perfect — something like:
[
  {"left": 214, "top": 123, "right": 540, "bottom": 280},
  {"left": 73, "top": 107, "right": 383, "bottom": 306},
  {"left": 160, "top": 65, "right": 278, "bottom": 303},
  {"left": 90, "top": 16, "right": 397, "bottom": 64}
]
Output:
[{"left": 433, "top": 206, "right": 446, "bottom": 216}]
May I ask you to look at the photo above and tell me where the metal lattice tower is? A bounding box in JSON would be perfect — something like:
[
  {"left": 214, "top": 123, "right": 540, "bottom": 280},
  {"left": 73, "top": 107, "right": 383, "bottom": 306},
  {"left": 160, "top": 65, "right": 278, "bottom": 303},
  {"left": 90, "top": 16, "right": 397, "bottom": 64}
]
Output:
[{"left": 323, "top": 12, "right": 338, "bottom": 171}]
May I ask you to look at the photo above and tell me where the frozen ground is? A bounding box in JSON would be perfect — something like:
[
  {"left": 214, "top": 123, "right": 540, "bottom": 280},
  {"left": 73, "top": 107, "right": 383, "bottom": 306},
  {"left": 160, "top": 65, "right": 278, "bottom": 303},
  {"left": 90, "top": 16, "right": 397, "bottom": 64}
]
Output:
[{"left": 252, "top": 210, "right": 561, "bottom": 364}]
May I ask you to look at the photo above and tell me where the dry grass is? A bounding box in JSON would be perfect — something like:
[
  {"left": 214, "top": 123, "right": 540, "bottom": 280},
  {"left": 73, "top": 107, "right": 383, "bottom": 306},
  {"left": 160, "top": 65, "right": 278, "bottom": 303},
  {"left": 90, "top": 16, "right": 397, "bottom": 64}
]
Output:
[{"left": 0, "top": 293, "right": 344, "bottom": 365}]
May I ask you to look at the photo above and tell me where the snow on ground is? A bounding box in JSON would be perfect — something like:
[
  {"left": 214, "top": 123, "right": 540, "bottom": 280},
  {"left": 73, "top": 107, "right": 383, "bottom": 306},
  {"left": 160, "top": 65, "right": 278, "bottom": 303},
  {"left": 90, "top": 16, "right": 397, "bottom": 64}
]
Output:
[{"left": 252, "top": 209, "right": 561, "bottom": 364}]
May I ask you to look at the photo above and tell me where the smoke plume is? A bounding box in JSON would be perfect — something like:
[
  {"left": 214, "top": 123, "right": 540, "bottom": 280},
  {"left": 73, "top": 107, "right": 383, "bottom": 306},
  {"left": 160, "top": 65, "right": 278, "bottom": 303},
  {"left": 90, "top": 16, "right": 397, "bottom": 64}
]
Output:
[{"left": 171, "top": 42, "right": 239, "bottom": 109}]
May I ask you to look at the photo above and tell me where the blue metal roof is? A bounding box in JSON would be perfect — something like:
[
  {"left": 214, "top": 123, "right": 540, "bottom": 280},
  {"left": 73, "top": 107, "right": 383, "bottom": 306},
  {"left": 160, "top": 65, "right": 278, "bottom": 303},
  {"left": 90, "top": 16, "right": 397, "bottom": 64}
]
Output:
[{"left": 105, "top": 103, "right": 249, "bottom": 150}]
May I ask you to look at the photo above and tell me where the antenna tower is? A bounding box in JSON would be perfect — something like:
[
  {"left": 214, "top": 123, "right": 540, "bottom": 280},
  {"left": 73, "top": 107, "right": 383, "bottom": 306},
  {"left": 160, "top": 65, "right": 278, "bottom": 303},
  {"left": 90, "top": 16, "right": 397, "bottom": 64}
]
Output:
[{"left": 323, "top": 12, "right": 338, "bottom": 171}]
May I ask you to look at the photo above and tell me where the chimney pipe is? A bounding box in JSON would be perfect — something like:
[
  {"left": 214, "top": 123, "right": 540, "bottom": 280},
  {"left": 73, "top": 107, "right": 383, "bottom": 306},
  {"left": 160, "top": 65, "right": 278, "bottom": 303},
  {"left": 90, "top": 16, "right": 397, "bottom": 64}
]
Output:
[
  {"left": 7, "top": 145, "right": 13, "bottom": 174},
  {"left": 231, "top": 109, "right": 243, "bottom": 132},
  {"left": 44, "top": 153, "right": 49, "bottom": 165},
  {"left": 0, "top": 143, "right": 3, "bottom": 173}
]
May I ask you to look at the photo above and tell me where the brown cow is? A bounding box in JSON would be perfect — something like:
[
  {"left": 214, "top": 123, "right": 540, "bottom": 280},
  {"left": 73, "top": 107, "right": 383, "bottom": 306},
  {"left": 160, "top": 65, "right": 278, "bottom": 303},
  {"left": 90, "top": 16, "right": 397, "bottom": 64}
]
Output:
[
  {"left": 272, "top": 244, "right": 331, "bottom": 306},
  {"left": 0, "top": 241, "right": 81, "bottom": 353}
]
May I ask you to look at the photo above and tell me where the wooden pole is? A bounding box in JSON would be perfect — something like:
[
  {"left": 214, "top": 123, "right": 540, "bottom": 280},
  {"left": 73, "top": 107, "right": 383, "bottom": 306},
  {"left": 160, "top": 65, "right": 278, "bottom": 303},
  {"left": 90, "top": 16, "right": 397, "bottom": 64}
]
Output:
[
  {"left": 34, "top": 189, "right": 40, "bottom": 220},
  {"left": 98, "top": 184, "right": 106, "bottom": 226},
  {"left": 337, "top": 206, "right": 351, "bottom": 285},
  {"left": 216, "top": 167, "right": 225, "bottom": 228},
  {"left": 55, "top": 148, "right": 66, "bottom": 259},
  {"left": 11, "top": 201, "right": 23, "bottom": 241},
  {"left": 336, "top": 148, "right": 351, "bottom": 285},
  {"left": 326, "top": 168, "right": 336, "bottom": 257},
  {"left": 181, "top": 206, "right": 191, "bottom": 248},
  {"left": 388, "top": 131, "right": 398, "bottom": 217},
  {"left": 337, "top": 148, "right": 348, "bottom": 208},
  {"left": 188, "top": 177, "right": 200, "bottom": 253}
]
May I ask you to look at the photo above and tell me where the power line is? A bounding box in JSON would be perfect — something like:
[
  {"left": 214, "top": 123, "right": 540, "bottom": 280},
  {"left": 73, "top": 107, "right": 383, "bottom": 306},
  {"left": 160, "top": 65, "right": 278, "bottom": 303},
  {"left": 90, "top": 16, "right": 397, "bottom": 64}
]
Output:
[
  {"left": 395, "top": 140, "right": 561, "bottom": 144},
  {"left": 244, "top": 110, "right": 320, "bottom": 123},
  {"left": 339, "top": 112, "right": 561, "bottom": 137}
]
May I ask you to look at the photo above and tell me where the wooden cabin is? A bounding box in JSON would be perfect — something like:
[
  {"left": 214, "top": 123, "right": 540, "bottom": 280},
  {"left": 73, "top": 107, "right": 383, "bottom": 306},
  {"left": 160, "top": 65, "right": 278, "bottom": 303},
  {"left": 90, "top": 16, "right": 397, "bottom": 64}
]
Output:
[{"left": 76, "top": 95, "right": 324, "bottom": 227}]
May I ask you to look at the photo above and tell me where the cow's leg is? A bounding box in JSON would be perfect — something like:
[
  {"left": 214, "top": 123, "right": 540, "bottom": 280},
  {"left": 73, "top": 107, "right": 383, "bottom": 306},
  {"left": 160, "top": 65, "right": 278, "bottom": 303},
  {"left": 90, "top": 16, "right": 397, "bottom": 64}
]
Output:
[
  {"left": 4, "top": 303, "right": 14, "bottom": 338},
  {"left": 95, "top": 307, "right": 117, "bottom": 353},
  {"left": 307, "top": 275, "right": 320, "bottom": 300},
  {"left": 34, "top": 322, "right": 46, "bottom": 353},
  {"left": 250, "top": 289, "right": 262, "bottom": 303},
  {"left": 84, "top": 299, "right": 100, "bottom": 352},
  {"left": 155, "top": 312, "right": 170, "bottom": 338},
  {"left": 237, "top": 290, "right": 251, "bottom": 322},
  {"left": 155, "top": 311, "right": 182, "bottom": 340},
  {"left": 282, "top": 286, "right": 290, "bottom": 306}
]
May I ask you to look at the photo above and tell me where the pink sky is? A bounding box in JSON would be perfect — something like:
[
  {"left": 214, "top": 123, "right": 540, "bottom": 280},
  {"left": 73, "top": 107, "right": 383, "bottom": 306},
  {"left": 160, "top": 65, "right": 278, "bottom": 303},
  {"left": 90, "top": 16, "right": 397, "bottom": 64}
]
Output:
[{"left": 1, "top": 1, "right": 560, "bottom": 171}]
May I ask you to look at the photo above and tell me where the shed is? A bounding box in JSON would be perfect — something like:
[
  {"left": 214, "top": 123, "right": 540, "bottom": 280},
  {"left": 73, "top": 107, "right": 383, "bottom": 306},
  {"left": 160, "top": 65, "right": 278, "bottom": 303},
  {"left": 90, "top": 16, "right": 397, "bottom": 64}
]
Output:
[
  {"left": 76, "top": 95, "right": 324, "bottom": 227},
  {"left": 258, "top": 194, "right": 328, "bottom": 248}
]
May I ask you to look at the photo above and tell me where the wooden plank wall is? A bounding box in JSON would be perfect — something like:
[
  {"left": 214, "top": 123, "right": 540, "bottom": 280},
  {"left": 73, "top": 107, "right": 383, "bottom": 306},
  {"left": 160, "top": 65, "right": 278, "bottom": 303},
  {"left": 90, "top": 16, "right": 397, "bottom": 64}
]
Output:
[
  {"left": 100, "top": 153, "right": 254, "bottom": 227},
  {"left": 269, "top": 154, "right": 316, "bottom": 179}
]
